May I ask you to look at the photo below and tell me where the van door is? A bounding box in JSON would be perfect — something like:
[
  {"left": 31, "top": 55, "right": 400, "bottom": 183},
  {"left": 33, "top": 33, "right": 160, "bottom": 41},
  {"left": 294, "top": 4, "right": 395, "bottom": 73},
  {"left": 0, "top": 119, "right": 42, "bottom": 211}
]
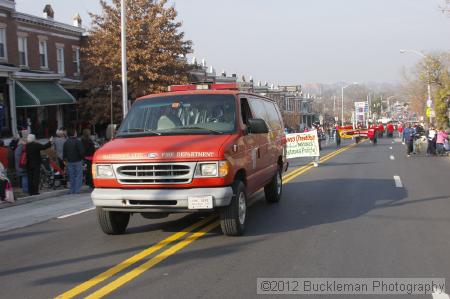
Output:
[
  {"left": 248, "top": 97, "right": 274, "bottom": 187},
  {"left": 263, "top": 100, "right": 285, "bottom": 170},
  {"left": 238, "top": 97, "right": 261, "bottom": 194}
]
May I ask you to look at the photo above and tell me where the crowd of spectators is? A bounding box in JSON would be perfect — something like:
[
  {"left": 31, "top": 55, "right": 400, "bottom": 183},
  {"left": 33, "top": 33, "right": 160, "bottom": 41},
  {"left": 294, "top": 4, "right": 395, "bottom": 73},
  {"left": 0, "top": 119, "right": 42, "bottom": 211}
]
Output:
[{"left": 0, "top": 128, "right": 96, "bottom": 202}]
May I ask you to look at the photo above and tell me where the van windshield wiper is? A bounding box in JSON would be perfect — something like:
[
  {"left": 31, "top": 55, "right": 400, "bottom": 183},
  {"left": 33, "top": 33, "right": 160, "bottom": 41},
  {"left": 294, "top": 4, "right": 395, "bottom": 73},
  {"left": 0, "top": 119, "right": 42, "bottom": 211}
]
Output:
[
  {"left": 118, "top": 128, "right": 162, "bottom": 136},
  {"left": 174, "top": 127, "right": 225, "bottom": 134}
]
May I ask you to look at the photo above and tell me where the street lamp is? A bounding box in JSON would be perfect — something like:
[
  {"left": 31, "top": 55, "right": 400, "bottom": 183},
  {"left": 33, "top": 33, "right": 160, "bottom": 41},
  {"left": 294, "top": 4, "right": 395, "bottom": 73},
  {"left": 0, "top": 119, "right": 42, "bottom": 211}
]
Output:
[
  {"left": 121, "top": 0, "right": 128, "bottom": 118},
  {"left": 400, "top": 49, "right": 432, "bottom": 124},
  {"left": 341, "top": 82, "right": 358, "bottom": 126}
]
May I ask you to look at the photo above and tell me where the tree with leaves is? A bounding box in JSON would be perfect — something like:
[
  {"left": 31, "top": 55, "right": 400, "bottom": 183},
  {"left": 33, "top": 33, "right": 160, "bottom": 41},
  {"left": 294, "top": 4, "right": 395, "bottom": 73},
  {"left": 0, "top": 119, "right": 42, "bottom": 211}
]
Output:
[
  {"left": 419, "top": 53, "right": 450, "bottom": 128},
  {"left": 79, "top": 0, "right": 192, "bottom": 125},
  {"left": 401, "top": 52, "right": 450, "bottom": 128}
]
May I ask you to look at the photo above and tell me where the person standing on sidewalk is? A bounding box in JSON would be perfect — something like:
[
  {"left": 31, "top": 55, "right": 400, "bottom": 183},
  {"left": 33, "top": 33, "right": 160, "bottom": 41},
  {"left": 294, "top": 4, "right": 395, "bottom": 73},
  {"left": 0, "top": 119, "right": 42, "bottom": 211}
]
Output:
[
  {"left": 403, "top": 124, "right": 414, "bottom": 157},
  {"left": 26, "top": 134, "right": 52, "bottom": 195},
  {"left": 53, "top": 129, "right": 66, "bottom": 170},
  {"left": 63, "top": 128, "right": 84, "bottom": 194},
  {"left": 0, "top": 140, "right": 8, "bottom": 170},
  {"left": 436, "top": 128, "right": 448, "bottom": 156},
  {"left": 15, "top": 131, "right": 28, "bottom": 193},
  {"left": 81, "top": 129, "right": 95, "bottom": 189},
  {"left": 426, "top": 126, "right": 437, "bottom": 156}
]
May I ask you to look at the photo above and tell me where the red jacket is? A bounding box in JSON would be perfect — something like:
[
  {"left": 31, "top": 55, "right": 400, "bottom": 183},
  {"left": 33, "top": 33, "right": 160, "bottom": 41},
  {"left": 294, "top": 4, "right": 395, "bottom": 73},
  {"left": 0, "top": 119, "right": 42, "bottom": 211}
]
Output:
[
  {"left": 368, "top": 125, "right": 378, "bottom": 139},
  {"left": 0, "top": 146, "right": 8, "bottom": 168},
  {"left": 387, "top": 124, "right": 394, "bottom": 133}
]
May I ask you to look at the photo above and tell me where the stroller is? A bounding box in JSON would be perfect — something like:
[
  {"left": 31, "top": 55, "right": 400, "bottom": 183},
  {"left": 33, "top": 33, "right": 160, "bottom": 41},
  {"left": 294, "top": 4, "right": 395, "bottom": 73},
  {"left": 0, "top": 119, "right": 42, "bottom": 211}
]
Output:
[
  {"left": 0, "top": 162, "right": 14, "bottom": 202},
  {"left": 40, "top": 156, "right": 66, "bottom": 190}
]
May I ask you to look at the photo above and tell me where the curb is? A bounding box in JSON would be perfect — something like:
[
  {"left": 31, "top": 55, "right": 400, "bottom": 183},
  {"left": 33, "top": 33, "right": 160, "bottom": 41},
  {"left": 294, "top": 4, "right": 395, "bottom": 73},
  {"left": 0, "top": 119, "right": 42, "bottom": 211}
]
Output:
[{"left": 0, "top": 187, "right": 91, "bottom": 209}]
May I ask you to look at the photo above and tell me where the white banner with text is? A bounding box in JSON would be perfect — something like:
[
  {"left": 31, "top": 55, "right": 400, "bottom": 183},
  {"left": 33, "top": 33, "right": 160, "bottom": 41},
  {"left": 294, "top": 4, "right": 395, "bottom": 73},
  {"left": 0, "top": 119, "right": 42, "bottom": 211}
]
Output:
[{"left": 286, "top": 131, "right": 320, "bottom": 159}]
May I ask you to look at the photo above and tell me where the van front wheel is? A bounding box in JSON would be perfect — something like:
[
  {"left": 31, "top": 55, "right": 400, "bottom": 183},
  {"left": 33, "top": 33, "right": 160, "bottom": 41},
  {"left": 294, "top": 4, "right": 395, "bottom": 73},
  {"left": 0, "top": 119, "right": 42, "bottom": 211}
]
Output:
[
  {"left": 265, "top": 168, "right": 282, "bottom": 203},
  {"left": 96, "top": 207, "right": 130, "bottom": 235},
  {"left": 219, "top": 181, "right": 247, "bottom": 236}
]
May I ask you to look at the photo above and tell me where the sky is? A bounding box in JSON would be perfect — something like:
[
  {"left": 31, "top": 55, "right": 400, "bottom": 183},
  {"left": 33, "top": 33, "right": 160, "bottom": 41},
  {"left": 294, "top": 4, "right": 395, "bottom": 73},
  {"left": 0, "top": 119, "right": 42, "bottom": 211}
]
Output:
[{"left": 15, "top": 0, "right": 450, "bottom": 85}]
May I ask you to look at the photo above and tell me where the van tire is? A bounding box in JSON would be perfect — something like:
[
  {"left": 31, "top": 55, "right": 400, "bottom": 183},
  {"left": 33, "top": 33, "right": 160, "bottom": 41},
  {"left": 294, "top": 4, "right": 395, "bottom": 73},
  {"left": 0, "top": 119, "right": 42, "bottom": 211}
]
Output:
[
  {"left": 264, "top": 168, "right": 282, "bottom": 203},
  {"left": 96, "top": 207, "right": 130, "bottom": 235},
  {"left": 219, "top": 181, "right": 247, "bottom": 236}
]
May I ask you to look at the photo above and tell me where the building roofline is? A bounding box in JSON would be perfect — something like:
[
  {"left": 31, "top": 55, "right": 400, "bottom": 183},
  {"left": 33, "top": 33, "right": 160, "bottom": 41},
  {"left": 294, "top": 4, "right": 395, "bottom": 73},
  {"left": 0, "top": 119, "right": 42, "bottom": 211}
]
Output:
[
  {"left": 12, "top": 11, "right": 85, "bottom": 35},
  {"left": 0, "top": 64, "right": 20, "bottom": 73},
  {"left": 12, "top": 71, "right": 63, "bottom": 80},
  {"left": 0, "top": 0, "right": 15, "bottom": 11}
]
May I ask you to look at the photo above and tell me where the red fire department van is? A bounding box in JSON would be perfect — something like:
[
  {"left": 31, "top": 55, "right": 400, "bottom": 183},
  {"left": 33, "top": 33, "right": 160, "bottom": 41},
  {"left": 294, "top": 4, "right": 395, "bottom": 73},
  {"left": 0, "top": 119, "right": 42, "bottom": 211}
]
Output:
[{"left": 92, "top": 83, "right": 288, "bottom": 236}]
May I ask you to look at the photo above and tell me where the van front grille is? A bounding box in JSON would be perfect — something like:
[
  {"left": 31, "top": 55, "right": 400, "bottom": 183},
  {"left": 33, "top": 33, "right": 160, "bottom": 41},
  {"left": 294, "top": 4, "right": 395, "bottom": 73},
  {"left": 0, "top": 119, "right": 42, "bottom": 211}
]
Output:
[{"left": 113, "top": 163, "right": 196, "bottom": 185}]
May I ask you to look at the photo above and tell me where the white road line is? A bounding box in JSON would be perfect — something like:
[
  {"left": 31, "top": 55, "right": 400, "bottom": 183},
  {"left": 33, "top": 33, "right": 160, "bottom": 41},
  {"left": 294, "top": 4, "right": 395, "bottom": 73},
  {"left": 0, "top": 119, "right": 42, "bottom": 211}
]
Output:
[
  {"left": 390, "top": 155, "right": 395, "bottom": 160},
  {"left": 432, "top": 288, "right": 450, "bottom": 299},
  {"left": 393, "top": 175, "right": 403, "bottom": 188},
  {"left": 58, "top": 207, "right": 95, "bottom": 219}
]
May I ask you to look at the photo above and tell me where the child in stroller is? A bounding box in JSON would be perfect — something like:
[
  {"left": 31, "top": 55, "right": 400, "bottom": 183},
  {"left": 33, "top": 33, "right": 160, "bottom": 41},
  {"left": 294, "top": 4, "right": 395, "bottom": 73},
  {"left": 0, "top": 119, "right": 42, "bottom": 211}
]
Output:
[{"left": 40, "top": 155, "right": 66, "bottom": 190}]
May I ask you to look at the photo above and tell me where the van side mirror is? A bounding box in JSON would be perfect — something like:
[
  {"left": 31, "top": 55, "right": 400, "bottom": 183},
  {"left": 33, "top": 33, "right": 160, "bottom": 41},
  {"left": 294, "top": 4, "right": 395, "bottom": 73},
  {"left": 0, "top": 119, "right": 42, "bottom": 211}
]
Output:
[{"left": 248, "top": 118, "right": 269, "bottom": 134}]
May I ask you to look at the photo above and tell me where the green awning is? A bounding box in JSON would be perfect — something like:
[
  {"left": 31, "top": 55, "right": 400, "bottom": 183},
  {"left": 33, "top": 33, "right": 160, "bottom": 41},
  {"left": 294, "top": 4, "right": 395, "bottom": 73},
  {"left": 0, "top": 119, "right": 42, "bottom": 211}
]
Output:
[{"left": 15, "top": 80, "right": 76, "bottom": 107}]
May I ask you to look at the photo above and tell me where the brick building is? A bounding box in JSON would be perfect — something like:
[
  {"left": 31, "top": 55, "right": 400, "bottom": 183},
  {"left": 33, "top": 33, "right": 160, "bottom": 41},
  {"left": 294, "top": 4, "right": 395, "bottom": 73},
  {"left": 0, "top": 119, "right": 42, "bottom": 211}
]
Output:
[
  {"left": 254, "top": 84, "right": 315, "bottom": 131},
  {"left": 0, "top": 0, "right": 84, "bottom": 137}
]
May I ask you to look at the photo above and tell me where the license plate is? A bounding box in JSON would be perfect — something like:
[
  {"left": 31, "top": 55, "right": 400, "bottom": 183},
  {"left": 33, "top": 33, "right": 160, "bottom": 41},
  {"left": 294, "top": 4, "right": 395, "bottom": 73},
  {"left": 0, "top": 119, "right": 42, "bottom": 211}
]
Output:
[{"left": 188, "top": 196, "right": 213, "bottom": 209}]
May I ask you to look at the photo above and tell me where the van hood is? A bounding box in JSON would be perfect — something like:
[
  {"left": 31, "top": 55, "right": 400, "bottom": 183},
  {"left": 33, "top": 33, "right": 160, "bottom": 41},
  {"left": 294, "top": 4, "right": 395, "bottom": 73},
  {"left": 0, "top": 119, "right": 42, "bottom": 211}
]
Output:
[{"left": 94, "top": 135, "right": 234, "bottom": 163}]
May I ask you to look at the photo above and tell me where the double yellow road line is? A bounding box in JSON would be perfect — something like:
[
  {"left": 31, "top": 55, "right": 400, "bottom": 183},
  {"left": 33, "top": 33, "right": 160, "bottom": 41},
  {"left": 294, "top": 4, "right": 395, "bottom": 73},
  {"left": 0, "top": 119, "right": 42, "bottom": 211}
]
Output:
[
  {"left": 56, "top": 142, "right": 358, "bottom": 299},
  {"left": 283, "top": 142, "right": 358, "bottom": 183}
]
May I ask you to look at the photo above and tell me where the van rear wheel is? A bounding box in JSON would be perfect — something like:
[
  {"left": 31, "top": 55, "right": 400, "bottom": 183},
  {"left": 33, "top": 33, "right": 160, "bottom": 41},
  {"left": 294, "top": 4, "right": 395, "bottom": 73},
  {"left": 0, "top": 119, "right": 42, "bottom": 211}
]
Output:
[
  {"left": 265, "top": 168, "right": 282, "bottom": 203},
  {"left": 96, "top": 207, "right": 130, "bottom": 235},
  {"left": 219, "top": 181, "right": 247, "bottom": 236}
]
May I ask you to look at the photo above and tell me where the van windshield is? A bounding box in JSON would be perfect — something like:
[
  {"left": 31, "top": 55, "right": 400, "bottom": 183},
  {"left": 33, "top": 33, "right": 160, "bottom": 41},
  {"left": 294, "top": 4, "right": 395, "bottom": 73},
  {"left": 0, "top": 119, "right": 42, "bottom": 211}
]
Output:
[{"left": 117, "top": 94, "right": 236, "bottom": 137}]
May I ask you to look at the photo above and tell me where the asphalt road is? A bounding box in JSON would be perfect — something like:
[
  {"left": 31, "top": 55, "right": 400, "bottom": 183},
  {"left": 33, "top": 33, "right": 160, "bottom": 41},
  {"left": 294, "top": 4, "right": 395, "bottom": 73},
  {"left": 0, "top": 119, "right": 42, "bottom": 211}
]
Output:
[{"left": 1, "top": 137, "right": 449, "bottom": 299}]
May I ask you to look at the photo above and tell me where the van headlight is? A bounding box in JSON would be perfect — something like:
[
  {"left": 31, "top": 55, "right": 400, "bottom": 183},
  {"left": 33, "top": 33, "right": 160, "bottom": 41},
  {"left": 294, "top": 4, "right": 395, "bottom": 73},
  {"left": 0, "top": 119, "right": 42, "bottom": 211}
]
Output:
[
  {"left": 94, "top": 164, "right": 115, "bottom": 178},
  {"left": 195, "top": 161, "right": 229, "bottom": 178}
]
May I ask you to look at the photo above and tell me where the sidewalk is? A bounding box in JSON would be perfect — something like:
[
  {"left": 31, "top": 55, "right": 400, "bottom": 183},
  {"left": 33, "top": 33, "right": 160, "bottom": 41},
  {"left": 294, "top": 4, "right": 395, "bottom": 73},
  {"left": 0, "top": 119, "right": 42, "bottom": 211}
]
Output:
[
  {"left": 0, "top": 192, "right": 94, "bottom": 233},
  {"left": 0, "top": 186, "right": 90, "bottom": 209}
]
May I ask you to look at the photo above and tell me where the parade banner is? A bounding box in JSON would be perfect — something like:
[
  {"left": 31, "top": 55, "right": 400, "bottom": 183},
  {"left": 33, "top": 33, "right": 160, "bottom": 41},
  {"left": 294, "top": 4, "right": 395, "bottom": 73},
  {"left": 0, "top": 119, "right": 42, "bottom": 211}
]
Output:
[
  {"left": 338, "top": 128, "right": 368, "bottom": 139},
  {"left": 339, "top": 129, "right": 355, "bottom": 139},
  {"left": 286, "top": 131, "right": 320, "bottom": 159}
]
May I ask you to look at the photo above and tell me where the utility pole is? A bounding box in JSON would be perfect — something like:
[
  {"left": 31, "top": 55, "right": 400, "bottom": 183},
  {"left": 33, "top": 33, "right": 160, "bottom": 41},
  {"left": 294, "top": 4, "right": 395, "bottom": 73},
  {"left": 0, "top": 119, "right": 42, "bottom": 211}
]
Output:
[
  {"left": 333, "top": 95, "right": 336, "bottom": 114},
  {"left": 111, "top": 82, "right": 114, "bottom": 138},
  {"left": 341, "top": 88, "right": 344, "bottom": 126},
  {"left": 121, "top": 0, "right": 128, "bottom": 118}
]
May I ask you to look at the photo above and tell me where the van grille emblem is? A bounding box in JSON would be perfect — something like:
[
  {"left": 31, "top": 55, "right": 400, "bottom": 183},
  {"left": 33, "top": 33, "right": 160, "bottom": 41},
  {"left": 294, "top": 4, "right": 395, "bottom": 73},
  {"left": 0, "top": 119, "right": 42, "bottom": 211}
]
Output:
[{"left": 147, "top": 153, "right": 159, "bottom": 159}]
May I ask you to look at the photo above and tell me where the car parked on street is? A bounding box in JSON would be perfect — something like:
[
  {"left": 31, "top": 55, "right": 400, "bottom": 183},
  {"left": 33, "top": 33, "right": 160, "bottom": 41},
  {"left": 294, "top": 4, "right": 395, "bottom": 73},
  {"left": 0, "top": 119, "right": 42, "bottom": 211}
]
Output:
[{"left": 91, "top": 83, "right": 288, "bottom": 236}]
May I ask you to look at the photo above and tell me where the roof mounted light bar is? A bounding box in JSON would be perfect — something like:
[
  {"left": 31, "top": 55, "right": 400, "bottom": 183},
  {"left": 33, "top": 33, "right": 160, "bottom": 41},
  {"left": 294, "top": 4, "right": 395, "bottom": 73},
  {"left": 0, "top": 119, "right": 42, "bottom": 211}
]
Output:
[{"left": 168, "top": 83, "right": 240, "bottom": 92}]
